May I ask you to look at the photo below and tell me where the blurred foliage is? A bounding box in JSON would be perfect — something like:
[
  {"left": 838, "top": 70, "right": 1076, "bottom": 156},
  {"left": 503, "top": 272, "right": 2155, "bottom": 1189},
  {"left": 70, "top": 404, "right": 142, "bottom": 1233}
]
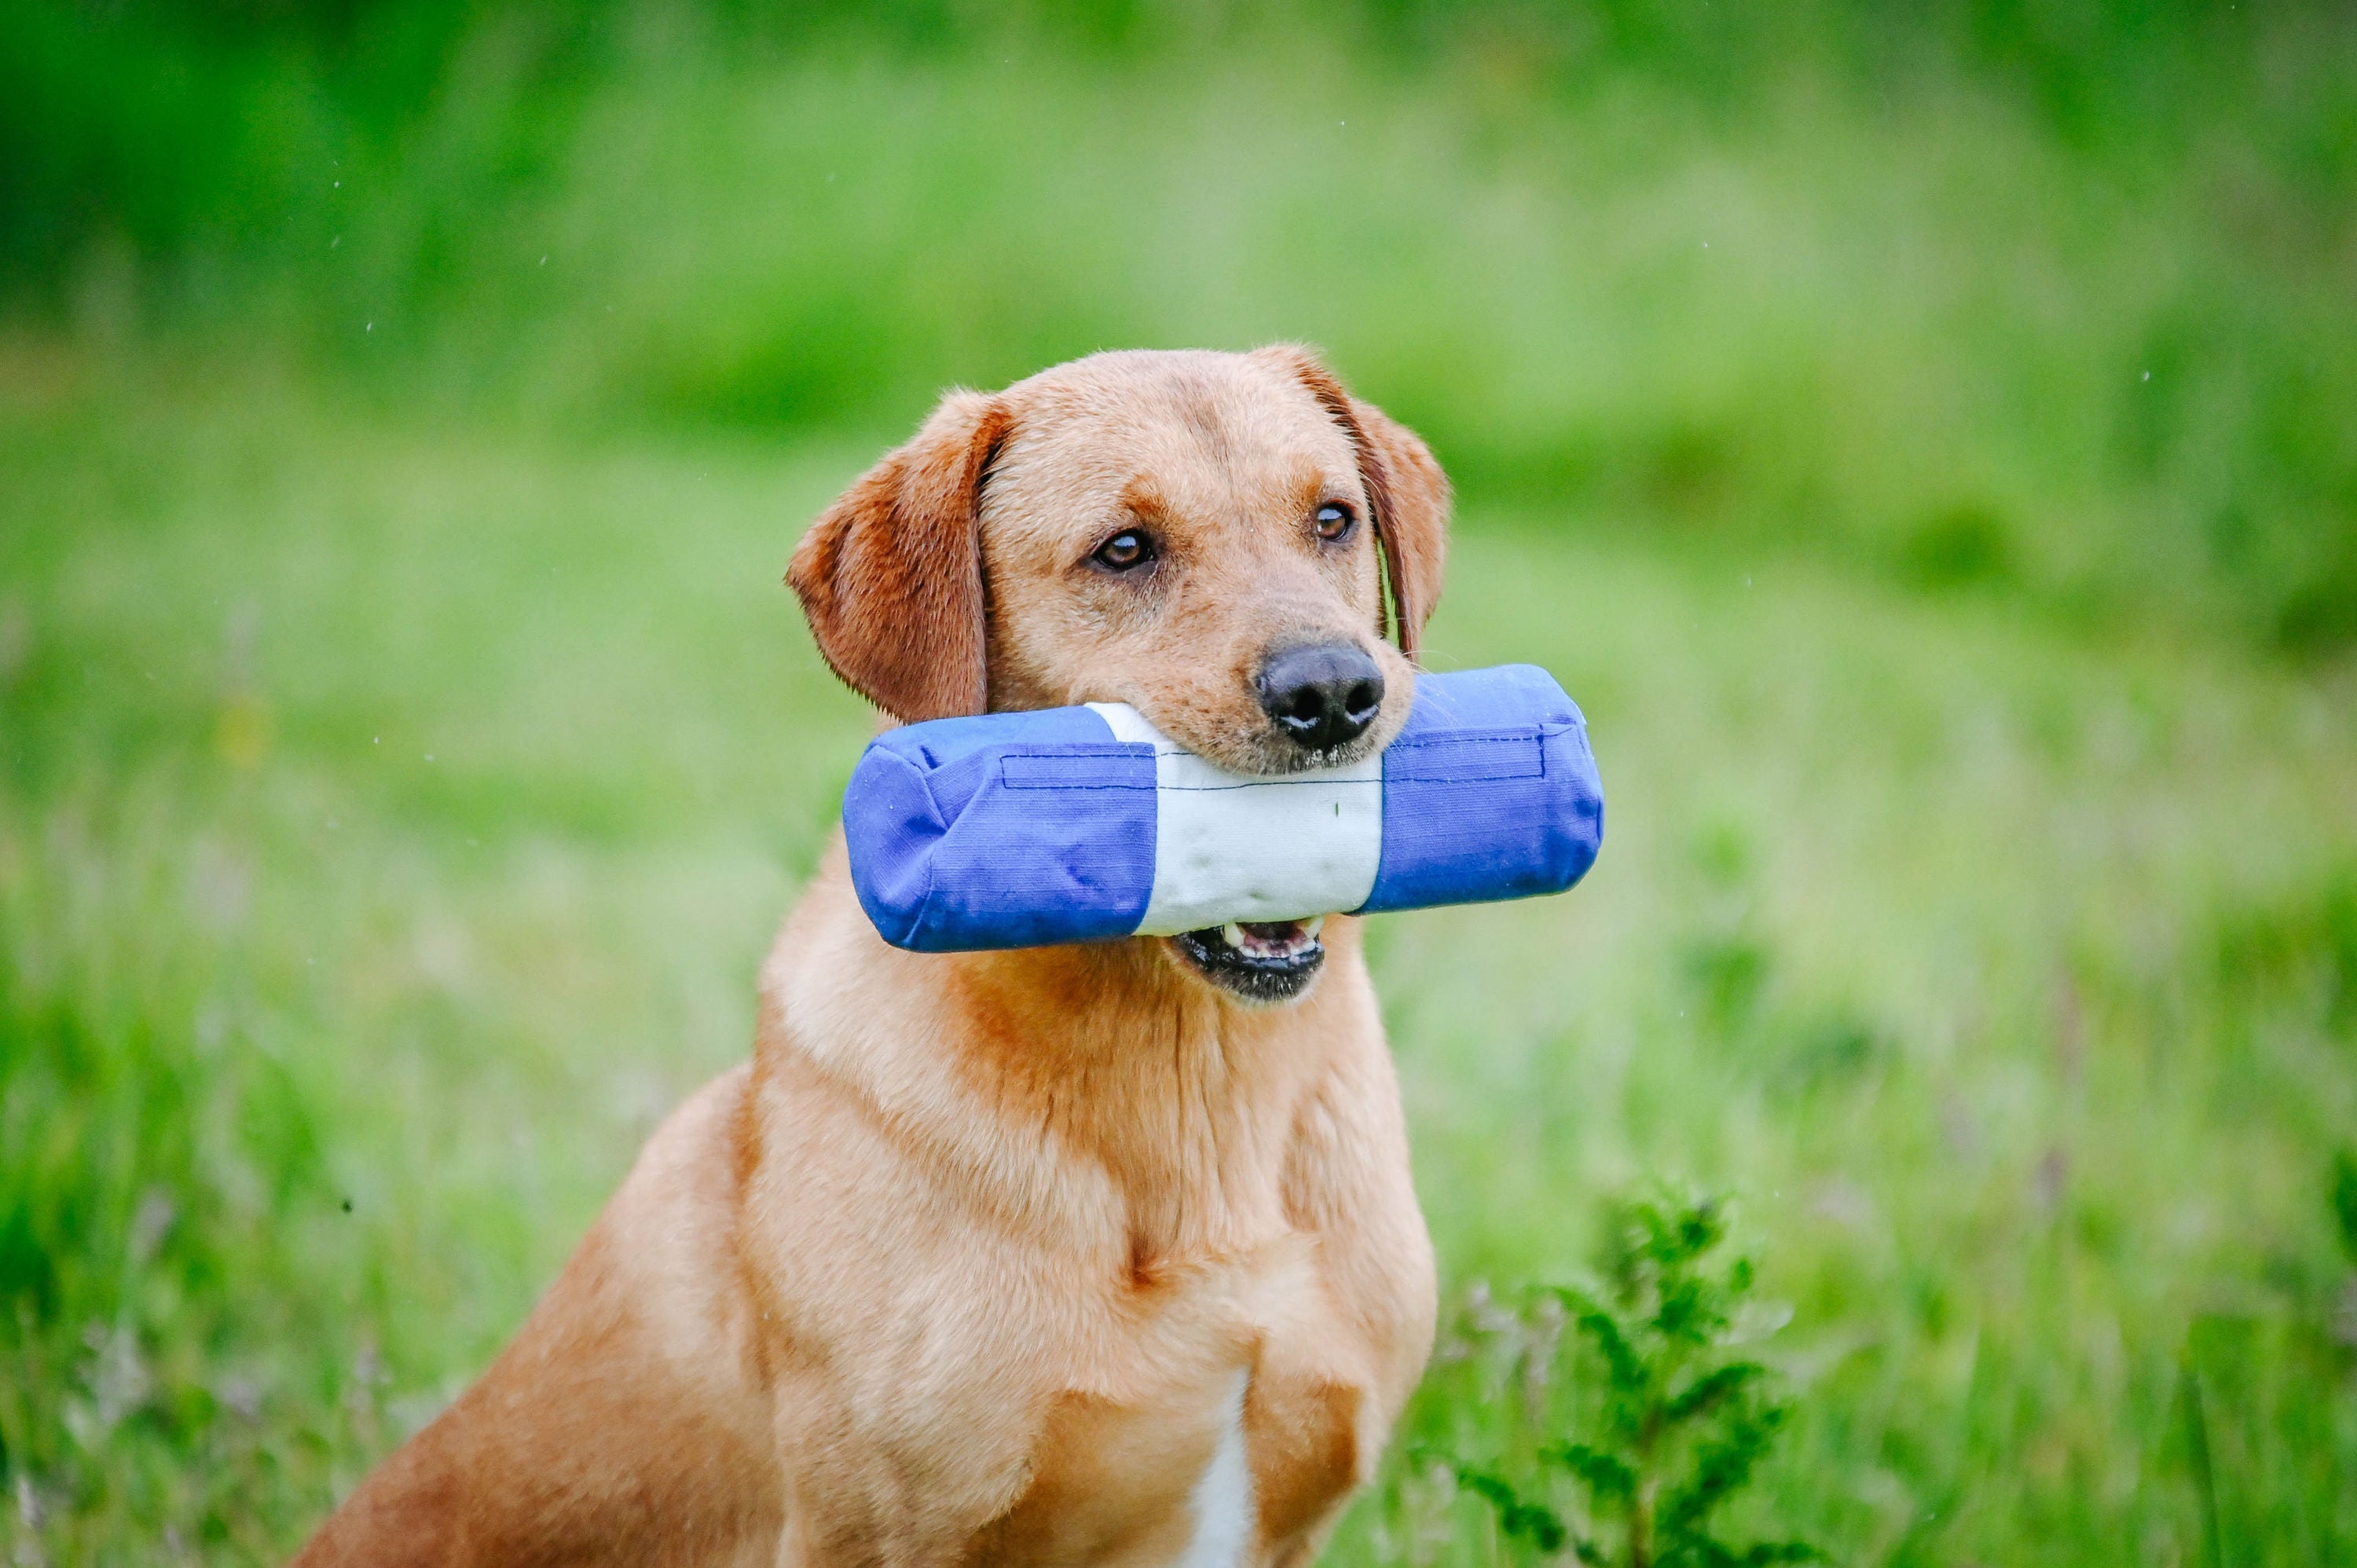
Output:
[{"left": 5, "top": 0, "right": 2357, "bottom": 651}]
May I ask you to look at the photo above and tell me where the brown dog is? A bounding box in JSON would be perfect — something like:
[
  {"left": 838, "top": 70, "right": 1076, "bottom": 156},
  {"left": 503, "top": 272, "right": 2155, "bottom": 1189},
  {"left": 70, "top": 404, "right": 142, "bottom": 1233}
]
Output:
[{"left": 293, "top": 345, "right": 1450, "bottom": 1566}]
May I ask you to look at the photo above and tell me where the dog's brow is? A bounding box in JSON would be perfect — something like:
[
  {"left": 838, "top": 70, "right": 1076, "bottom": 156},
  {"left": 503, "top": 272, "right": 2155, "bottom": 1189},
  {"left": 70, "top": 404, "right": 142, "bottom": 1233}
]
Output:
[
  {"left": 1293, "top": 466, "right": 1342, "bottom": 508},
  {"left": 1119, "top": 476, "right": 1171, "bottom": 518},
  {"left": 1173, "top": 379, "right": 1236, "bottom": 468}
]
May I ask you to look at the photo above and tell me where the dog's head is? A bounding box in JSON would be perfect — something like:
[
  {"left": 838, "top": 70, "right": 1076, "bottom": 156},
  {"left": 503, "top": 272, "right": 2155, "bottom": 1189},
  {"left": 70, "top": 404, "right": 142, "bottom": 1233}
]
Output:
[{"left": 790, "top": 346, "right": 1450, "bottom": 1002}]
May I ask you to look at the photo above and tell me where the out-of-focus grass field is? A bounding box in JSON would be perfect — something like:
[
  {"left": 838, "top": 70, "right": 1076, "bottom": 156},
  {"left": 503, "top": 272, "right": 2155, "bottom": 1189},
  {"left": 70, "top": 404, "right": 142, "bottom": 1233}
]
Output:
[{"left": 5, "top": 3, "right": 2357, "bottom": 1563}]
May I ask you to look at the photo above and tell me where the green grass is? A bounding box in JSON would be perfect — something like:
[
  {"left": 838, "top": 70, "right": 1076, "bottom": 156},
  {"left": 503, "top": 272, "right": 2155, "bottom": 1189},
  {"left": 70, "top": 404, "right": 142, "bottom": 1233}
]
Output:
[{"left": 3, "top": 344, "right": 2353, "bottom": 1563}]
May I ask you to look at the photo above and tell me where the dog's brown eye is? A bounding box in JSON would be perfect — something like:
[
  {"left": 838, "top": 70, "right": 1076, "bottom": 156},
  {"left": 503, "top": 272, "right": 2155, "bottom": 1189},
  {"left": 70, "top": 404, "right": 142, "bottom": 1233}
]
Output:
[
  {"left": 1093, "top": 530, "right": 1155, "bottom": 570},
  {"left": 1314, "top": 503, "right": 1354, "bottom": 541}
]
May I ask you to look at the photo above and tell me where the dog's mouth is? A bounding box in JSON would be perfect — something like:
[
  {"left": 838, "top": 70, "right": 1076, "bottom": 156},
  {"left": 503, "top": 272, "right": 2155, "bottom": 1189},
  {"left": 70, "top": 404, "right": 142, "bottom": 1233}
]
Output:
[{"left": 1167, "top": 917, "right": 1326, "bottom": 1003}]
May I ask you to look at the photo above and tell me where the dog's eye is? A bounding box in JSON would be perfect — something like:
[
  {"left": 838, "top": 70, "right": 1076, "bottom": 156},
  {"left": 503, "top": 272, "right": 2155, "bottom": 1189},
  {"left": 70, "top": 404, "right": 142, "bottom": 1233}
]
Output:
[
  {"left": 1092, "top": 530, "right": 1156, "bottom": 571},
  {"left": 1314, "top": 503, "right": 1354, "bottom": 541}
]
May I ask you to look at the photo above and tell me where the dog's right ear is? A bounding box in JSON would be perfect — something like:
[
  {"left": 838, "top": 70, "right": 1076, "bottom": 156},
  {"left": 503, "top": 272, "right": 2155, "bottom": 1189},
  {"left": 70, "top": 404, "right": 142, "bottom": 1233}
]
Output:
[
  {"left": 788, "top": 391, "right": 1010, "bottom": 723},
  {"left": 1251, "top": 343, "right": 1451, "bottom": 659}
]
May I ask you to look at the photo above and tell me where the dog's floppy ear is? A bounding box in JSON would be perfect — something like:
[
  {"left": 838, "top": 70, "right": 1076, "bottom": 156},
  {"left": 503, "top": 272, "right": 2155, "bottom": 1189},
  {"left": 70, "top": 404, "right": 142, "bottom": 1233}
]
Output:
[
  {"left": 788, "top": 391, "right": 1010, "bottom": 722},
  {"left": 1252, "top": 344, "right": 1450, "bottom": 658}
]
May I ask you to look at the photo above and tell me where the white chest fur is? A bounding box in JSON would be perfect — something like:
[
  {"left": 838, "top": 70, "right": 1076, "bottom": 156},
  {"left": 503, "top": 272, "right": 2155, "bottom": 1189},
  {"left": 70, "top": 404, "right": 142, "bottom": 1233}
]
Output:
[{"left": 1175, "top": 1370, "right": 1255, "bottom": 1568}]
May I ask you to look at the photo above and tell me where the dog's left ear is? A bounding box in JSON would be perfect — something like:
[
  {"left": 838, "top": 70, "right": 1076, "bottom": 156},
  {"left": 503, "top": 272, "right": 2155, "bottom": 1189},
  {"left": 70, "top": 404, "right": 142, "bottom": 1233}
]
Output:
[
  {"left": 788, "top": 390, "right": 1010, "bottom": 722},
  {"left": 1254, "top": 344, "right": 1450, "bottom": 658}
]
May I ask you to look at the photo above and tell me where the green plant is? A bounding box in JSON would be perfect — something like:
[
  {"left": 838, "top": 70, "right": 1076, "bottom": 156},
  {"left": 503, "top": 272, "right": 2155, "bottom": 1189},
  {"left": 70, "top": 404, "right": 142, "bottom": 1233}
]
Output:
[{"left": 1437, "top": 1189, "right": 1820, "bottom": 1568}]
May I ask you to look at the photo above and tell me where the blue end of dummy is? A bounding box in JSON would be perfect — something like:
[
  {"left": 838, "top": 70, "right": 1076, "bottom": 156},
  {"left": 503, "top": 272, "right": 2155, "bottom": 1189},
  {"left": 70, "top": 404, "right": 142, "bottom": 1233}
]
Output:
[
  {"left": 1358, "top": 664, "right": 1604, "bottom": 913},
  {"left": 844, "top": 706, "right": 1157, "bottom": 951}
]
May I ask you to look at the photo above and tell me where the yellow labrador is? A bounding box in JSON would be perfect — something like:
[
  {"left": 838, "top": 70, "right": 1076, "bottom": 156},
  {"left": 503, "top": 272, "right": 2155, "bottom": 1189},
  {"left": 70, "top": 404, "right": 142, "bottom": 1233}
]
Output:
[{"left": 295, "top": 345, "right": 1450, "bottom": 1566}]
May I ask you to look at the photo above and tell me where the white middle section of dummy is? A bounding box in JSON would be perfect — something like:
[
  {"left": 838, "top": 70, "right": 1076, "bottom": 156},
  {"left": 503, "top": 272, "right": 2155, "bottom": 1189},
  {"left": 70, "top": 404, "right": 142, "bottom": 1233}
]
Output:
[{"left": 1087, "top": 702, "right": 1384, "bottom": 936}]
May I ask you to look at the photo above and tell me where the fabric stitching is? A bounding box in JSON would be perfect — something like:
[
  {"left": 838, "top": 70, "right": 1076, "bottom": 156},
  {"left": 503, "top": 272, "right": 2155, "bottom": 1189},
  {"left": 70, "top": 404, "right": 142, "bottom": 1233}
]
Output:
[{"left": 999, "top": 744, "right": 1157, "bottom": 789}]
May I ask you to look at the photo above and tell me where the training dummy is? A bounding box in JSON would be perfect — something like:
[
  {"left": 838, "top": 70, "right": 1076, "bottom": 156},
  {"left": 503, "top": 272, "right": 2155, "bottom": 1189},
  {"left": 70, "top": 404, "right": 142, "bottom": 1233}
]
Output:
[{"left": 840, "top": 663, "right": 1603, "bottom": 953}]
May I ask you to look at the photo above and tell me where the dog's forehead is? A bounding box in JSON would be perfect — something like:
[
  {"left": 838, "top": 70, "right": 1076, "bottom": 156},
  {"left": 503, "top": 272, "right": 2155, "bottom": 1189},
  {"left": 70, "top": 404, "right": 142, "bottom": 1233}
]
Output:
[{"left": 988, "top": 352, "right": 1360, "bottom": 526}]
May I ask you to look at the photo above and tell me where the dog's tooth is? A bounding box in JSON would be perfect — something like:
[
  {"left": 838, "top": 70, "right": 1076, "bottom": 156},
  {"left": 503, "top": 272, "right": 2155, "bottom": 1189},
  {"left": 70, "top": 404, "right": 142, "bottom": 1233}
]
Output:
[
  {"left": 1222, "top": 921, "right": 1246, "bottom": 949},
  {"left": 1302, "top": 915, "right": 1325, "bottom": 940}
]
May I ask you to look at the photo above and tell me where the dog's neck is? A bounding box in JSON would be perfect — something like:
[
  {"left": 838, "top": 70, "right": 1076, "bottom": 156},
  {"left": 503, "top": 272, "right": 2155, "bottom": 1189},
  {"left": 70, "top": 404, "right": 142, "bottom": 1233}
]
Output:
[
  {"left": 946, "top": 936, "right": 1358, "bottom": 1251},
  {"left": 758, "top": 841, "right": 1371, "bottom": 1262}
]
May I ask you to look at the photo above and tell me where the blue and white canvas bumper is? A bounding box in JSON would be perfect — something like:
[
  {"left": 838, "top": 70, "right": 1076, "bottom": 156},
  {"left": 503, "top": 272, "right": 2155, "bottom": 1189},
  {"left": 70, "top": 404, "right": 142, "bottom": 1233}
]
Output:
[{"left": 842, "top": 664, "right": 1604, "bottom": 952}]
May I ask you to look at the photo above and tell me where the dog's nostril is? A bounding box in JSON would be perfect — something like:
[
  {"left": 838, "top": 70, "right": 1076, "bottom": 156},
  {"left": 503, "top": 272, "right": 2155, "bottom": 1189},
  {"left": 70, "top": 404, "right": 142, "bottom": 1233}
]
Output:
[{"left": 1256, "top": 641, "right": 1386, "bottom": 752}]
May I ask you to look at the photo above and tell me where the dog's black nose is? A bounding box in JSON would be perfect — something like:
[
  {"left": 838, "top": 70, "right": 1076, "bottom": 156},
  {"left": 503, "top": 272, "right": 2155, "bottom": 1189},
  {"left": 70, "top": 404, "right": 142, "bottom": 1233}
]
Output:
[{"left": 1257, "top": 642, "right": 1385, "bottom": 753}]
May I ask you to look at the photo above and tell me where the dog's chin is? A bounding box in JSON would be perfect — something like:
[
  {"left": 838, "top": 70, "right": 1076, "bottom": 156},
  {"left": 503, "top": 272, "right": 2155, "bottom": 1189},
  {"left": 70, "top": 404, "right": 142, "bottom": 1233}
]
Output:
[{"left": 1167, "top": 918, "right": 1326, "bottom": 1004}]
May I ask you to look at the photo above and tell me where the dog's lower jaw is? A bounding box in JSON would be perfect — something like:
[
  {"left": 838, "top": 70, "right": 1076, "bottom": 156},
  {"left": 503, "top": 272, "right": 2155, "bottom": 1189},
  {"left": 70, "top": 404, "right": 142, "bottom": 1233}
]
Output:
[{"left": 1167, "top": 919, "right": 1326, "bottom": 1004}]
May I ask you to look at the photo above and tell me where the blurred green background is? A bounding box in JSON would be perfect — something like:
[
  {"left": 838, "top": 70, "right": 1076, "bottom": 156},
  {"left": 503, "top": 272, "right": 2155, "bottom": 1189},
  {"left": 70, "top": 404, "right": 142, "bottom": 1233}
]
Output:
[{"left": 4, "top": 1, "right": 2355, "bottom": 1562}]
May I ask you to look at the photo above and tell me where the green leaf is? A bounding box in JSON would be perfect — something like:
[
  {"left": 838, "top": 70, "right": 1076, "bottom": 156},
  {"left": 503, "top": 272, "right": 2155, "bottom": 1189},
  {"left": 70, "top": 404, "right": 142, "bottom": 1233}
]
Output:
[
  {"left": 1453, "top": 1463, "right": 1569, "bottom": 1553},
  {"left": 1553, "top": 1288, "right": 1650, "bottom": 1395},
  {"left": 1662, "top": 1404, "right": 1788, "bottom": 1532},
  {"left": 1541, "top": 1439, "right": 1638, "bottom": 1503},
  {"left": 1666, "top": 1362, "right": 1766, "bottom": 1424},
  {"left": 1674, "top": 1196, "right": 1725, "bottom": 1261},
  {"left": 1663, "top": 1540, "right": 1742, "bottom": 1568},
  {"left": 1655, "top": 1271, "right": 1729, "bottom": 1346}
]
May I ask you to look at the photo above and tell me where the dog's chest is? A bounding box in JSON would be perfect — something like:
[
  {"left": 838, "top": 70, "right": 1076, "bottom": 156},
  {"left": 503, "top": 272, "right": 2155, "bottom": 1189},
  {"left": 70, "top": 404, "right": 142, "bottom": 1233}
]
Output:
[{"left": 970, "top": 1272, "right": 1370, "bottom": 1566}]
